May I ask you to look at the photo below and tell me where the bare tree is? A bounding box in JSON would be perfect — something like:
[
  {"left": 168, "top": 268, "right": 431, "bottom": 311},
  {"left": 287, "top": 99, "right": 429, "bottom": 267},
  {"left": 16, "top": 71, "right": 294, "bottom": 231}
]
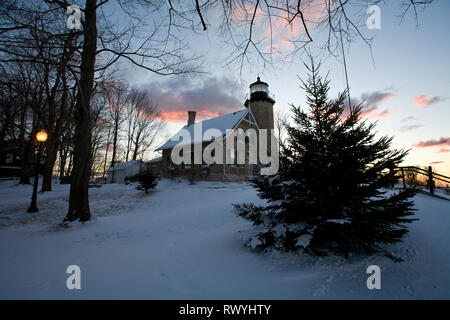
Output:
[
  {"left": 0, "top": 0, "right": 201, "bottom": 221},
  {"left": 51, "top": 0, "right": 200, "bottom": 222},
  {"left": 125, "top": 89, "right": 166, "bottom": 161},
  {"left": 164, "top": 0, "right": 434, "bottom": 72},
  {"left": 0, "top": 0, "right": 81, "bottom": 190},
  {"left": 101, "top": 122, "right": 111, "bottom": 180},
  {"left": 58, "top": 119, "right": 74, "bottom": 182},
  {"left": 274, "top": 111, "right": 289, "bottom": 152},
  {"left": 102, "top": 81, "right": 128, "bottom": 182},
  {"left": 40, "top": 36, "right": 78, "bottom": 191},
  {"left": 0, "top": 62, "right": 46, "bottom": 185}
]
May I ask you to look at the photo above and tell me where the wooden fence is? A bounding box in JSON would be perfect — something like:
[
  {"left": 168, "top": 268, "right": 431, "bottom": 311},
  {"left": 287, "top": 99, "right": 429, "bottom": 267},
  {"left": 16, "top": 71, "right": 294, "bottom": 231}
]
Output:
[{"left": 399, "top": 166, "right": 450, "bottom": 196}]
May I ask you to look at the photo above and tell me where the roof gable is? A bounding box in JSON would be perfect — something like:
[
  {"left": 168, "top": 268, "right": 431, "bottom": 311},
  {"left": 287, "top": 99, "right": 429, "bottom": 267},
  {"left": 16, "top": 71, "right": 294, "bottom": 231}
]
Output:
[{"left": 155, "top": 109, "right": 248, "bottom": 151}]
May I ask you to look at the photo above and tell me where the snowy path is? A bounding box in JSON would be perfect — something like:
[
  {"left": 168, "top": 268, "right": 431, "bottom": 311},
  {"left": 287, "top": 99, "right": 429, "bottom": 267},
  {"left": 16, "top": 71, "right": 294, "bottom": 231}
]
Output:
[{"left": 0, "top": 180, "right": 449, "bottom": 299}]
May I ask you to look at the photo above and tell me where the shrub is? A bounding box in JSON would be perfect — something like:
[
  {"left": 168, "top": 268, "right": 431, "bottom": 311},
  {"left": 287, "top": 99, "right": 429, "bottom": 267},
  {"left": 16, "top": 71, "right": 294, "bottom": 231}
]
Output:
[{"left": 136, "top": 170, "right": 160, "bottom": 193}]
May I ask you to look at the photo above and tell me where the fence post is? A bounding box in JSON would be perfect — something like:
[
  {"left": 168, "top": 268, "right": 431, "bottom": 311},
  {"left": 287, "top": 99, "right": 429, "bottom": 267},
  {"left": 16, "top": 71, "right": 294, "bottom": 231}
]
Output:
[
  {"left": 401, "top": 168, "right": 406, "bottom": 189},
  {"left": 428, "top": 166, "right": 434, "bottom": 196}
]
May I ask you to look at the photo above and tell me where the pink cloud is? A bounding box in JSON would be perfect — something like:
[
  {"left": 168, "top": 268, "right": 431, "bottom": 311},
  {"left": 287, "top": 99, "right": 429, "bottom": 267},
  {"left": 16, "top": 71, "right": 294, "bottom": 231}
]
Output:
[
  {"left": 160, "top": 110, "right": 222, "bottom": 124},
  {"left": 437, "top": 148, "right": 450, "bottom": 153},
  {"left": 413, "top": 137, "right": 450, "bottom": 148},
  {"left": 341, "top": 90, "right": 396, "bottom": 120},
  {"left": 413, "top": 95, "right": 445, "bottom": 107},
  {"left": 140, "top": 76, "right": 243, "bottom": 124},
  {"left": 362, "top": 108, "right": 392, "bottom": 120},
  {"left": 234, "top": 0, "right": 330, "bottom": 56},
  {"left": 430, "top": 161, "right": 444, "bottom": 165}
]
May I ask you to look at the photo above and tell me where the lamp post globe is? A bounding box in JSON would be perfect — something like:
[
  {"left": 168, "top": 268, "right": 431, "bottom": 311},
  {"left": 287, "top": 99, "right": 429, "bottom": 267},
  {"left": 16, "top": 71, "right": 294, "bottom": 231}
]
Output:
[{"left": 36, "top": 130, "right": 48, "bottom": 143}]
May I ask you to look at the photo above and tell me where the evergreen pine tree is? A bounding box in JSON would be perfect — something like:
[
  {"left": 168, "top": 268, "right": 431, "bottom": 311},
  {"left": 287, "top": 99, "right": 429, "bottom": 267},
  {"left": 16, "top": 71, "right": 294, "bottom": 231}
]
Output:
[{"left": 235, "top": 60, "right": 417, "bottom": 258}]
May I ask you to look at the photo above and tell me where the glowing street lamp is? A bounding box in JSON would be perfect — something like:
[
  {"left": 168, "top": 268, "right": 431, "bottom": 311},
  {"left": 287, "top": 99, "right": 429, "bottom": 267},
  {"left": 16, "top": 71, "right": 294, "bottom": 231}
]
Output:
[
  {"left": 36, "top": 130, "right": 48, "bottom": 143},
  {"left": 27, "top": 130, "right": 48, "bottom": 213}
]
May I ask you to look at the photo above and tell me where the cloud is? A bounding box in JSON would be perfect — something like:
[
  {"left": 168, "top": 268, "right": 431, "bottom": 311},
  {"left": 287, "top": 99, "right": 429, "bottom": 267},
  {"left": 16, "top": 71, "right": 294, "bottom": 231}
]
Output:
[
  {"left": 343, "top": 90, "right": 395, "bottom": 120},
  {"left": 400, "top": 124, "right": 424, "bottom": 132},
  {"left": 359, "top": 91, "right": 395, "bottom": 106},
  {"left": 430, "top": 161, "right": 444, "bottom": 165},
  {"left": 413, "top": 95, "right": 445, "bottom": 107},
  {"left": 261, "top": 1, "right": 329, "bottom": 54},
  {"left": 413, "top": 137, "right": 450, "bottom": 148},
  {"left": 229, "top": 0, "right": 329, "bottom": 56},
  {"left": 139, "top": 76, "right": 244, "bottom": 123},
  {"left": 401, "top": 116, "right": 418, "bottom": 122},
  {"left": 437, "top": 148, "right": 450, "bottom": 153}
]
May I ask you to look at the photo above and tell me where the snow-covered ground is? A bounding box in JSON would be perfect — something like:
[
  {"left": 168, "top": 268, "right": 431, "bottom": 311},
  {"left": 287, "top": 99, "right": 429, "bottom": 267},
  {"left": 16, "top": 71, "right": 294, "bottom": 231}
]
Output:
[{"left": 0, "top": 178, "right": 449, "bottom": 299}]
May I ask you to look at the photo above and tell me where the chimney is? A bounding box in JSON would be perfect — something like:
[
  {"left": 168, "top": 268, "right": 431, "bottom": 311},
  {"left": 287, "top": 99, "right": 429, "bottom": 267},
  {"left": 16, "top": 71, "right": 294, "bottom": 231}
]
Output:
[{"left": 187, "top": 111, "right": 196, "bottom": 126}]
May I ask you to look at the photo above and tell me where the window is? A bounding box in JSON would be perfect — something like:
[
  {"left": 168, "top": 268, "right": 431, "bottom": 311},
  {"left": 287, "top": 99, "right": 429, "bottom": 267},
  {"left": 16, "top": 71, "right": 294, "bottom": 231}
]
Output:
[{"left": 229, "top": 148, "right": 238, "bottom": 167}]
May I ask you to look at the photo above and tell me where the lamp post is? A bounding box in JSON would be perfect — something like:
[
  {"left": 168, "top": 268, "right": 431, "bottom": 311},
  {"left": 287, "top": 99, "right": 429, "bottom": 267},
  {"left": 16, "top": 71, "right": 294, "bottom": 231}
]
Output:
[{"left": 27, "top": 130, "right": 48, "bottom": 213}]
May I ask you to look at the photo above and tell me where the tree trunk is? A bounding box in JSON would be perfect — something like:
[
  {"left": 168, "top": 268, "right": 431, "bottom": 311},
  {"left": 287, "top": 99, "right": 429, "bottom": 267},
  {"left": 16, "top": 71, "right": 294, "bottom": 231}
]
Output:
[
  {"left": 65, "top": 0, "right": 97, "bottom": 222},
  {"left": 42, "top": 38, "right": 71, "bottom": 192},
  {"left": 18, "top": 104, "right": 31, "bottom": 184},
  {"left": 67, "top": 152, "right": 73, "bottom": 176},
  {"left": 59, "top": 145, "right": 67, "bottom": 182},
  {"left": 20, "top": 113, "right": 39, "bottom": 185},
  {"left": 102, "top": 126, "right": 110, "bottom": 180},
  {"left": 125, "top": 136, "right": 130, "bottom": 162},
  {"left": 132, "top": 132, "right": 141, "bottom": 160},
  {"left": 132, "top": 145, "right": 138, "bottom": 160},
  {"left": 110, "top": 124, "right": 119, "bottom": 182},
  {"left": 20, "top": 142, "right": 34, "bottom": 184},
  {"left": 20, "top": 102, "right": 38, "bottom": 185},
  {"left": 41, "top": 131, "right": 58, "bottom": 191}
]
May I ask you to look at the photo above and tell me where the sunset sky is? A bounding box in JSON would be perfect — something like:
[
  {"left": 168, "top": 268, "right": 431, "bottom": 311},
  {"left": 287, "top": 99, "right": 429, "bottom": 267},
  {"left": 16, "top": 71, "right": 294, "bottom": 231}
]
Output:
[{"left": 114, "top": 1, "right": 450, "bottom": 176}]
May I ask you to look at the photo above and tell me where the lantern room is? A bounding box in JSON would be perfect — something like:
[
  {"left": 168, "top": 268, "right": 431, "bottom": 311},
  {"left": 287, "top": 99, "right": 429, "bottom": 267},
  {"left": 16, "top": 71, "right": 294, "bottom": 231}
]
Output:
[{"left": 245, "top": 77, "right": 275, "bottom": 107}]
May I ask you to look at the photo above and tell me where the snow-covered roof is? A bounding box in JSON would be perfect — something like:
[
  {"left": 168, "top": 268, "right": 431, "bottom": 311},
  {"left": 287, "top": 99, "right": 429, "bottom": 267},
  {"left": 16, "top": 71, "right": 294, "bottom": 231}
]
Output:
[
  {"left": 155, "top": 109, "right": 248, "bottom": 151},
  {"left": 146, "top": 157, "right": 162, "bottom": 164},
  {"left": 107, "top": 160, "right": 142, "bottom": 172}
]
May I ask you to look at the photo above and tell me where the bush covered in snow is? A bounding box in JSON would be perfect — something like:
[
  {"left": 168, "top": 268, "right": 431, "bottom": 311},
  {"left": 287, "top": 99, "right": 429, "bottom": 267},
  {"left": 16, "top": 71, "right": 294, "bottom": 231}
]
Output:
[{"left": 235, "top": 60, "right": 417, "bottom": 259}]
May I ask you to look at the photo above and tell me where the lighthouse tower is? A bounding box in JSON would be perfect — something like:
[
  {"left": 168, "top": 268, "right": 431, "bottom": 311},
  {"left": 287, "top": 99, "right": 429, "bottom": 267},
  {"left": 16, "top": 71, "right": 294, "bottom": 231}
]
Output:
[{"left": 244, "top": 77, "right": 275, "bottom": 133}]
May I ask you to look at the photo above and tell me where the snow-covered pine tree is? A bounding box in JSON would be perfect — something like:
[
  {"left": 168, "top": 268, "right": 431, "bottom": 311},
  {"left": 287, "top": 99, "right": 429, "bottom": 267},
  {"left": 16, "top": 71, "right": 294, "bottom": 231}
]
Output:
[{"left": 235, "top": 60, "right": 417, "bottom": 258}]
